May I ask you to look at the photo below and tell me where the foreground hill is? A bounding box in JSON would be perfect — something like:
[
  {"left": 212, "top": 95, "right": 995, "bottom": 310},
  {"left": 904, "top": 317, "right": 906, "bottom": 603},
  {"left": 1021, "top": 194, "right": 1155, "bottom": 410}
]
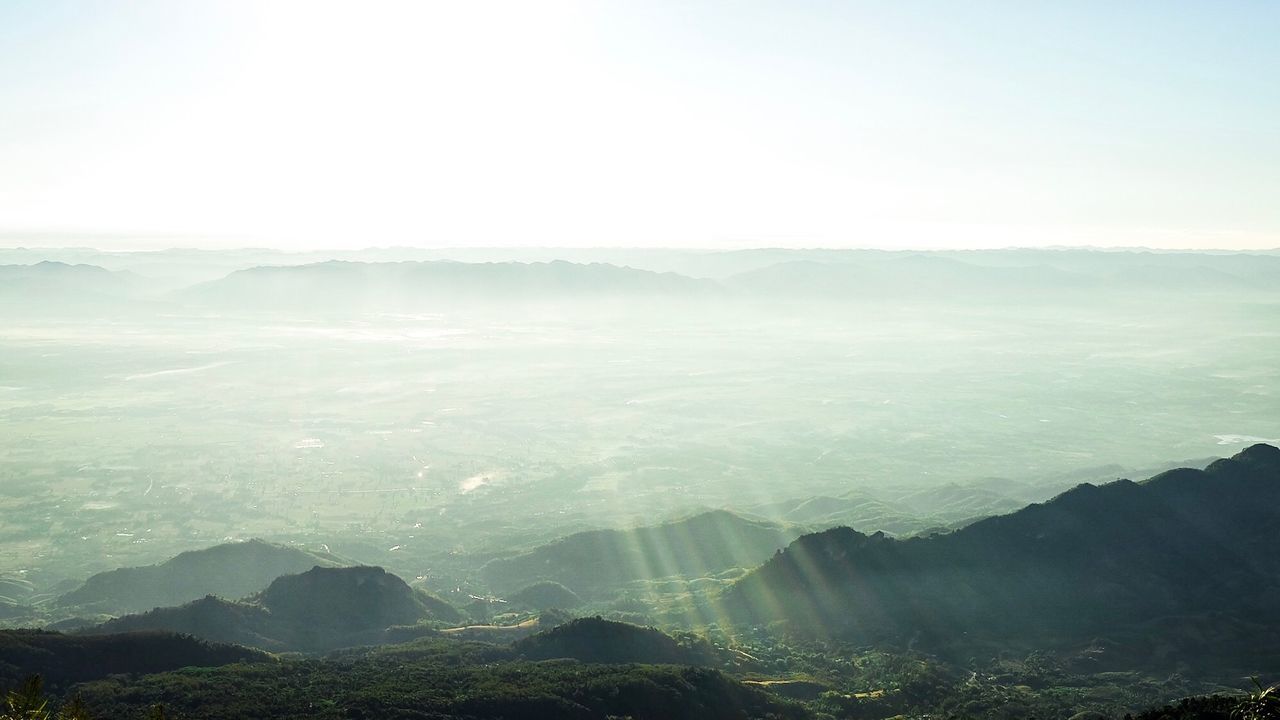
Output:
[
  {"left": 180, "top": 260, "right": 718, "bottom": 311},
  {"left": 56, "top": 539, "right": 345, "bottom": 615},
  {"left": 514, "top": 617, "right": 719, "bottom": 666},
  {"left": 77, "top": 644, "right": 803, "bottom": 720},
  {"left": 0, "top": 629, "right": 268, "bottom": 690},
  {"left": 719, "top": 444, "right": 1280, "bottom": 669},
  {"left": 86, "top": 566, "right": 461, "bottom": 652},
  {"left": 480, "top": 510, "right": 801, "bottom": 597}
]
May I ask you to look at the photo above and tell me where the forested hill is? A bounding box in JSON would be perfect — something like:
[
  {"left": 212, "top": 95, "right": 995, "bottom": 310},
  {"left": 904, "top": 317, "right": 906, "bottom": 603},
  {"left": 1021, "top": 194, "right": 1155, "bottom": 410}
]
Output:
[
  {"left": 719, "top": 444, "right": 1280, "bottom": 659},
  {"left": 56, "top": 539, "right": 345, "bottom": 615},
  {"left": 85, "top": 565, "right": 460, "bottom": 652},
  {"left": 0, "top": 629, "right": 268, "bottom": 690}
]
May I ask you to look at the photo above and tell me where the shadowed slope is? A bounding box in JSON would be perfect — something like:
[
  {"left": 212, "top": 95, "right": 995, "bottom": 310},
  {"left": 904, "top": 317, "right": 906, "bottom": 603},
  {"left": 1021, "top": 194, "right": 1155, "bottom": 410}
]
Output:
[{"left": 719, "top": 444, "right": 1280, "bottom": 653}]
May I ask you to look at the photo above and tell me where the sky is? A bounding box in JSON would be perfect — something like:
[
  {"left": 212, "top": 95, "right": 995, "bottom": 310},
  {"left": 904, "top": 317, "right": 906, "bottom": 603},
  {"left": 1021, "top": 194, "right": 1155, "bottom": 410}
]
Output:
[{"left": 0, "top": 0, "right": 1277, "bottom": 251}]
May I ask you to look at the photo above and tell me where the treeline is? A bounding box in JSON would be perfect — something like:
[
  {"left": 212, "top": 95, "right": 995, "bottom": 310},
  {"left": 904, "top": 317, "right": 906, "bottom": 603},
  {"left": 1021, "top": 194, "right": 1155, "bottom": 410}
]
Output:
[{"left": 73, "top": 640, "right": 805, "bottom": 720}]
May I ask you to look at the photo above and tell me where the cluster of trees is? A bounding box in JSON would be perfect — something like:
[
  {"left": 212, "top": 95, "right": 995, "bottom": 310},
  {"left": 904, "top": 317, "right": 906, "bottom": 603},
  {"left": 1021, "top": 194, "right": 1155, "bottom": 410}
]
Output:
[
  {"left": 74, "top": 646, "right": 806, "bottom": 720},
  {"left": 0, "top": 630, "right": 267, "bottom": 691},
  {"left": 2, "top": 626, "right": 1278, "bottom": 719},
  {"left": 2, "top": 676, "right": 89, "bottom": 720},
  {"left": 1, "top": 675, "right": 168, "bottom": 720}
]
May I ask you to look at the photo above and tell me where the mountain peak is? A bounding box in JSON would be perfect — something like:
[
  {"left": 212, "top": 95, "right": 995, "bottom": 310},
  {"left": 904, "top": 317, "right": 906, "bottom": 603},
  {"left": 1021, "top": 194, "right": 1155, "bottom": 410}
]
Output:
[
  {"left": 256, "top": 565, "right": 460, "bottom": 631},
  {"left": 1235, "top": 442, "right": 1280, "bottom": 468}
]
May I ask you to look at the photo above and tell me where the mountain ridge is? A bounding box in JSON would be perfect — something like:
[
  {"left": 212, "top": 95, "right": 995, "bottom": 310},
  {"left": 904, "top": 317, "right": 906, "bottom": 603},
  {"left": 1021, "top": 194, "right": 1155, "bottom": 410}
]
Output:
[
  {"left": 718, "top": 444, "right": 1280, "bottom": 663},
  {"left": 179, "top": 260, "right": 721, "bottom": 311}
]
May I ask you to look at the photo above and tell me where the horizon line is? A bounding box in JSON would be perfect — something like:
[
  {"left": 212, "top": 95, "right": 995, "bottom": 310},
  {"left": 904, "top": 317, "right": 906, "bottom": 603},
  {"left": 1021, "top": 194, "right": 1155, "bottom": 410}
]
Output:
[{"left": 2, "top": 242, "right": 1279, "bottom": 256}]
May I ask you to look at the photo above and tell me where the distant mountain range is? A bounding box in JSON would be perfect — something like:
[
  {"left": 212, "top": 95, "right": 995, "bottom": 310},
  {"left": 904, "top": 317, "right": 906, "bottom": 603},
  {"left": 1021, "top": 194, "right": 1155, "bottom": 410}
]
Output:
[
  {"left": 718, "top": 444, "right": 1280, "bottom": 669},
  {"left": 178, "top": 260, "right": 719, "bottom": 311},
  {"left": 480, "top": 510, "right": 801, "bottom": 598},
  {"left": 738, "top": 458, "right": 1214, "bottom": 537},
  {"left": 170, "top": 252, "right": 1280, "bottom": 314},
  {"left": 0, "top": 261, "right": 145, "bottom": 312},
  {"left": 55, "top": 539, "right": 346, "bottom": 616},
  {"left": 743, "top": 490, "right": 1014, "bottom": 537},
  {"left": 724, "top": 256, "right": 1098, "bottom": 299},
  {"left": 7, "top": 245, "right": 1280, "bottom": 280},
  {"left": 4, "top": 249, "right": 1279, "bottom": 316},
  {"left": 724, "top": 252, "right": 1280, "bottom": 299},
  {"left": 181, "top": 253, "right": 1280, "bottom": 313},
  {"left": 85, "top": 565, "right": 461, "bottom": 652}
]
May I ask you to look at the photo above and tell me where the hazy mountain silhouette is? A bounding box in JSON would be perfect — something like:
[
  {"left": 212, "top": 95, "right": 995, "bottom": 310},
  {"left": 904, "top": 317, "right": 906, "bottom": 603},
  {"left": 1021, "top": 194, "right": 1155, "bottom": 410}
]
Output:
[
  {"left": 56, "top": 539, "right": 346, "bottom": 615},
  {"left": 480, "top": 510, "right": 800, "bottom": 597},
  {"left": 725, "top": 255, "right": 1097, "bottom": 299},
  {"left": 743, "top": 489, "right": 1004, "bottom": 537},
  {"left": 0, "top": 261, "right": 146, "bottom": 313},
  {"left": 719, "top": 444, "right": 1280, "bottom": 661},
  {"left": 507, "top": 581, "right": 584, "bottom": 610},
  {"left": 722, "top": 251, "right": 1280, "bottom": 303},
  {"left": 85, "top": 565, "right": 460, "bottom": 652},
  {"left": 179, "top": 260, "right": 719, "bottom": 311}
]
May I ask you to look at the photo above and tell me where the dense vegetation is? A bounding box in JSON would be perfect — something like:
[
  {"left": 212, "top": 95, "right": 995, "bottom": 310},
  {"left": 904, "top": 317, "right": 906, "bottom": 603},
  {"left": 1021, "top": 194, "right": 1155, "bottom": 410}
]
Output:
[
  {"left": 0, "top": 630, "right": 267, "bottom": 691},
  {"left": 3, "top": 623, "right": 1272, "bottom": 719},
  {"left": 71, "top": 637, "right": 806, "bottom": 720}
]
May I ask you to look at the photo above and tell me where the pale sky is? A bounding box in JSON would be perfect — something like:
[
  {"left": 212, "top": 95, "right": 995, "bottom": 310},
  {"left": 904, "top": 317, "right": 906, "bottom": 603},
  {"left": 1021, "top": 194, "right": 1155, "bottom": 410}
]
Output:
[{"left": 0, "top": 1, "right": 1277, "bottom": 250}]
